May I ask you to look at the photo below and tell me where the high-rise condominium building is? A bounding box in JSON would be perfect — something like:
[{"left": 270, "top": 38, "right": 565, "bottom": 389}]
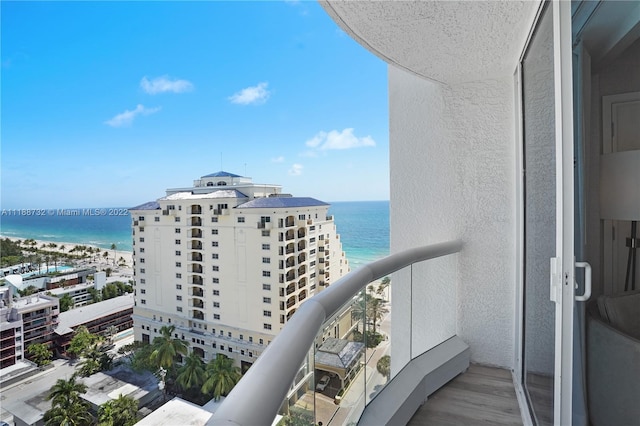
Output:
[{"left": 129, "top": 172, "right": 349, "bottom": 371}]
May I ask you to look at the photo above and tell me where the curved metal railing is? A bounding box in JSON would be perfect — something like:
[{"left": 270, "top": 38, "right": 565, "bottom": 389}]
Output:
[{"left": 209, "top": 240, "right": 463, "bottom": 425}]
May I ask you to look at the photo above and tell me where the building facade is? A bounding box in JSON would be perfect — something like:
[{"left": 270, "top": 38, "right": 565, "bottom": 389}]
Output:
[{"left": 130, "top": 172, "right": 349, "bottom": 369}]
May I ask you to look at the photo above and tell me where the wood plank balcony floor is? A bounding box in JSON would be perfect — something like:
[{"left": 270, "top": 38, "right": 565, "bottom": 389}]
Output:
[{"left": 408, "top": 364, "right": 523, "bottom": 426}]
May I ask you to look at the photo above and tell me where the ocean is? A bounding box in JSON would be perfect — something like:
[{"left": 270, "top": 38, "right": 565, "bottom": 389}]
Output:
[{"left": 0, "top": 201, "right": 389, "bottom": 268}]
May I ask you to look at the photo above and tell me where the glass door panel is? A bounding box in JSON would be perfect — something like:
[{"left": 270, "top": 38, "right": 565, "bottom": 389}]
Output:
[{"left": 522, "top": 3, "right": 555, "bottom": 425}]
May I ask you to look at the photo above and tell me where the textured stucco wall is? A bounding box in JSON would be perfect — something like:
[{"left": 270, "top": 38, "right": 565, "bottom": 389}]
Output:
[{"left": 389, "top": 65, "right": 516, "bottom": 368}]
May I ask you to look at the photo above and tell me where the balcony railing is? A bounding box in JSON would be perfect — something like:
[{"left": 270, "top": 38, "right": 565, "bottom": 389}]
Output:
[{"left": 210, "top": 240, "right": 464, "bottom": 425}]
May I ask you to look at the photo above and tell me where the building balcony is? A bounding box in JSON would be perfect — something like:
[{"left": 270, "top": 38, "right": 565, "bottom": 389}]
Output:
[
  {"left": 286, "top": 284, "right": 296, "bottom": 296},
  {"left": 190, "top": 252, "right": 203, "bottom": 262},
  {"left": 190, "top": 287, "right": 204, "bottom": 297},
  {"left": 286, "top": 271, "right": 296, "bottom": 282},
  {"left": 190, "top": 217, "right": 202, "bottom": 226},
  {"left": 191, "top": 299, "right": 204, "bottom": 309},
  {"left": 190, "top": 205, "right": 202, "bottom": 215},
  {"left": 285, "top": 216, "right": 295, "bottom": 228},
  {"left": 285, "top": 230, "right": 295, "bottom": 241},
  {"left": 298, "top": 253, "right": 306, "bottom": 263},
  {"left": 190, "top": 229, "right": 203, "bottom": 238},
  {"left": 189, "top": 241, "right": 203, "bottom": 250},
  {"left": 297, "top": 228, "right": 306, "bottom": 239},
  {"left": 190, "top": 276, "right": 203, "bottom": 285},
  {"left": 190, "top": 264, "right": 203, "bottom": 274},
  {"left": 209, "top": 241, "right": 471, "bottom": 426},
  {"left": 191, "top": 310, "right": 205, "bottom": 321}
]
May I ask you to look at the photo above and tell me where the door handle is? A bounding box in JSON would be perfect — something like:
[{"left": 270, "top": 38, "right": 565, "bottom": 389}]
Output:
[{"left": 575, "top": 261, "right": 591, "bottom": 302}]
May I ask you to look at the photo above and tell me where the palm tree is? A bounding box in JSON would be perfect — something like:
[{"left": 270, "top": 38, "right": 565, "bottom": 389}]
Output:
[
  {"left": 176, "top": 351, "right": 206, "bottom": 392},
  {"left": 103, "top": 250, "right": 110, "bottom": 265},
  {"left": 202, "top": 354, "right": 241, "bottom": 401},
  {"left": 150, "top": 325, "right": 188, "bottom": 369},
  {"left": 110, "top": 243, "right": 117, "bottom": 265},
  {"left": 98, "top": 394, "right": 138, "bottom": 426},
  {"left": 44, "top": 401, "right": 93, "bottom": 426},
  {"left": 46, "top": 376, "right": 87, "bottom": 408},
  {"left": 27, "top": 342, "right": 53, "bottom": 366}
]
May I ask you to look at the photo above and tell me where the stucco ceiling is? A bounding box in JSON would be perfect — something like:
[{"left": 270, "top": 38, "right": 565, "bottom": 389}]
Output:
[{"left": 321, "top": 0, "right": 540, "bottom": 85}]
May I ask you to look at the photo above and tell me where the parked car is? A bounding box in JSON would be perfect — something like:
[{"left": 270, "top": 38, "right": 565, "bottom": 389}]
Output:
[{"left": 316, "top": 375, "right": 331, "bottom": 391}]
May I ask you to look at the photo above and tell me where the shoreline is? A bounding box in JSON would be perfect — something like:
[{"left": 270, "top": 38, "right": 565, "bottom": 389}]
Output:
[{"left": 1, "top": 235, "right": 133, "bottom": 274}]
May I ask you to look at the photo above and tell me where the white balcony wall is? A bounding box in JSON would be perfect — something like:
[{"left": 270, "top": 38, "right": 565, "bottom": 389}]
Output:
[{"left": 389, "top": 65, "right": 516, "bottom": 369}]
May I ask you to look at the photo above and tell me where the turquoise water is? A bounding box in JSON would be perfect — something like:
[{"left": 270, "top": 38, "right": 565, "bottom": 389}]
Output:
[{"left": 0, "top": 201, "right": 390, "bottom": 266}]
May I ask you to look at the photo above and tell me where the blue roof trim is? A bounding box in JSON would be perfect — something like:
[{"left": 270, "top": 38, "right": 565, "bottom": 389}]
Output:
[
  {"left": 129, "top": 201, "right": 160, "bottom": 211},
  {"left": 237, "top": 197, "right": 329, "bottom": 209},
  {"left": 202, "top": 171, "right": 242, "bottom": 178}
]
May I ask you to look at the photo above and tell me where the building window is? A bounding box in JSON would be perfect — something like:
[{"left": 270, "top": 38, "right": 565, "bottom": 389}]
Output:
[
  {"left": 263, "top": 297, "right": 271, "bottom": 304},
  {"left": 175, "top": 217, "right": 181, "bottom": 222},
  {"left": 310, "top": 249, "right": 316, "bottom": 255},
  {"left": 262, "top": 271, "right": 270, "bottom": 277},
  {"left": 212, "top": 266, "right": 219, "bottom": 271},
  {"left": 264, "top": 324, "right": 271, "bottom": 330},
  {"left": 228, "top": 347, "right": 233, "bottom": 353},
  {"left": 262, "top": 257, "right": 270, "bottom": 264},
  {"left": 176, "top": 284, "right": 182, "bottom": 290},
  {"left": 213, "top": 302, "right": 220, "bottom": 308},
  {"left": 175, "top": 239, "right": 181, "bottom": 244},
  {"left": 212, "top": 217, "right": 218, "bottom": 223},
  {"left": 310, "top": 225, "right": 315, "bottom": 231},
  {"left": 214, "top": 314, "right": 220, "bottom": 320},
  {"left": 212, "top": 229, "right": 218, "bottom": 235},
  {"left": 177, "top": 307, "right": 182, "bottom": 312},
  {"left": 212, "top": 241, "right": 219, "bottom": 247},
  {"left": 227, "top": 332, "right": 232, "bottom": 338},
  {"left": 175, "top": 250, "right": 181, "bottom": 256},
  {"left": 140, "top": 279, "right": 146, "bottom": 284},
  {"left": 262, "top": 244, "right": 270, "bottom": 250},
  {"left": 249, "top": 336, "right": 253, "bottom": 343},
  {"left": 155, "top": 217, "right": 160, "bottom": 222},
  {"left": 213, "top": 290, "right": 220, "bottom": 296},
  {"left": 239, "top": 334, "right": 243, "bottom": 340},
  {"left": 212, "top": 278, "right": 219, "bottom": 284},
  {"left": 263, "top": 310, "right": 271, "bottom": 317},
  {"left": 140, "top": 258, "right": 145, "bottom": 263},
  {"left": 141, "top": 299, "right": 146, "bottom": 304},
  {"left": 140, "top": 289, "right": 146, "bottom": 294},
  {"left": 176, "top": 295, "right": 182, "bottom": 301},
  {"left": 259, "top": 338, "right": 264, "bottom": 345},
  {"left": 262, "top": 230, "right": 270, "bottom": 237},
  {"left": 176, "top": 273, "right": 182, "bottom": 278},
  {"left": 140, "top": 247, "right": 145, "bottom": 253},
  {"left": 262, "top": 284, "right": 271, "bottom": 291},
  {"left": 212, "top": 253, "right": 219, "bottom": 259},
  {"left": 175, "top": 228, "right": 181, "bottom": 233},
  {"left": 140, "top": 237, "right": 145, "bottom": 242},
  {"left": 140, "top": 268, "right": 145, "bottom": 274},
  {"left": 237, "top": 217, "right": 245, "bottom": 223},
  {"left": 176, "top": 262, "right": 181, "bottom": 267}
]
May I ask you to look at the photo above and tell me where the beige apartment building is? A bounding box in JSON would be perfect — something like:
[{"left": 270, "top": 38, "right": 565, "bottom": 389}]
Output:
[{"left": 129, "top": 172, "right": 350, "bottom": 371}]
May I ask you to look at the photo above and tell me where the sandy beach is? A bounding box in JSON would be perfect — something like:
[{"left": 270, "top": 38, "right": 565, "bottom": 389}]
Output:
[{"left": 1, "top": 235, "right": 133, "bottom": 279}]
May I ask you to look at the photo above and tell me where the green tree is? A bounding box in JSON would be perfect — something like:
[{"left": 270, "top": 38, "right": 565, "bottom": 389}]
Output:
[
  {"left": 59, "top": 293, "right": 74, "bottom": 312},
  {"left": 376, "top": 355, "right": 391, "bottom": 380},
  {"left": 150, "top": 325, "right": 188, "bottom": 369},
  {"left": 202, "top": 354, "right": 241, "bottom": 401},
  {"left": 27, "top": 342, "right": 53, "bottom": 366},
  {"left": 87, "top": 287, "right": 102, "bottom": 303},
  {"left": 128, "top": 343, "right": 156, "bottom": 372},
  {"left": 98, "top": 394, "right": 138, "bottom": 426},
  {"left": 176, "top": 351, "right": 206, "bottom": 392},
  {"left": 103, "top": 250, "right": 110, "bottom": 265},
  {"left": 110, "top": 243, "right": 117, "bottom": 265},
  {"left": 68, "top": 326, "right": 101, "bottom": 358},
  {"left": 44, "top": 376, "right": 93, "bottom": 426}
]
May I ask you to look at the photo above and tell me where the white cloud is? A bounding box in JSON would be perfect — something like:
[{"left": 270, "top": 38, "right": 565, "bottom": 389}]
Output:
[
  {"left": 288, "top": 164, "right": 303, "bottom": 176},
  {"left": 105, "top": 104, "right": 161, "bottom": 127},
  {"left": 228, "top": 82, "right": 270, "bottom": 105},
  {"left": 305, "top": 128, "right": 376, "bottom": 150},
  {"left": 141, "top": 75, "right": 194, "bottom": 94},
  {"left": 271, "top": 156, "right": 285, "bottom": 163}
]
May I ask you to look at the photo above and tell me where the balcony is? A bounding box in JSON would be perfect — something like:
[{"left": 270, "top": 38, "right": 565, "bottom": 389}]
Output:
[
  {"left": 286, "top": 284, "right": 296, "bottom": 296},
  {"left": 297, "top": 241, "right": 306, "bottom": 251},
  {"left": 190, "top": 229, "right": 203, "bottom": 238},
  {"left": 189, "top": 241, "right": 202, "bottom": 250},
  {"left": 191, "top": 299, "right": 204, "bottom": 309},
  {"left": 285, "top": 230, "right": 295, "bottom": 241},
  {"left": 190, "top": 217, "right": 202, "bottom": 226},
  {"left": 297, "top": 228, "right": 306, "bottom": 238},
  {"left": 285, "top": 216, "right": 295, "bottom": 227},
  {"left": 191, "top": 287, "right": 204, "bottom": 297},
  {"left": 210, "top": 241, "right": 470, "bottom": 426},
  {"left": 190, "top": 276, "right": 203, "bottom": 285},
  {"left": 190, "top": 205, "right": 202, "bottom": 215},
  {"left": 190, "top": 264, "right": 203, "bottom": 274},
  {"left": 298, "top": 253, "right": 306, "bottom": 263},
  {"left": 191, "top": 310, "right": 204, "bottom": 321},
  {"left": 190, "top": 252, "right": 203, "bottom": 262}
]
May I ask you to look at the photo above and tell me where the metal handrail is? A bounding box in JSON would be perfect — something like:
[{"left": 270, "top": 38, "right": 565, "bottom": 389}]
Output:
[{"left": 209, "top": 239, "right": 463, "bottom": 425}]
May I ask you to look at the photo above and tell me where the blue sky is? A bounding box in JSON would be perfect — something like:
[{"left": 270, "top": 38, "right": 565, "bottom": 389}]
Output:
[{"left": 1, "top": 1, "right": 389, "bottom": 209}]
